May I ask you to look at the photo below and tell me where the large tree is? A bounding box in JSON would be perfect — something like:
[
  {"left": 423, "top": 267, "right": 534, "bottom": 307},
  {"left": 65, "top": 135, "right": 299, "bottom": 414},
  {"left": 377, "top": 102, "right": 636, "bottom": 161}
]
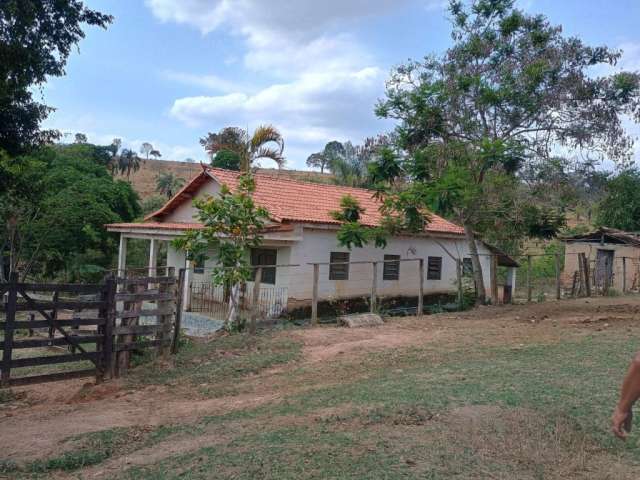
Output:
[
  {"left": 0, "top": 1, "right": 112, "bottom": 154},
  {"left": 306, "top": 141, "right": 345, "bottom": 173},
  {"left": 375, "top": 0, "right": 640, "bottom": 303},
  {"left": 200, "top": 126, "right": 285, "bottom": 172},
  {"left": 0, "top": 144, "right": 140, "bottom": 281},
  {"left": 155, "top": 171, "right": 186, "bottom": 198},
  {"left": 595, "top": 169, "right": 640, "bottom": 232}
]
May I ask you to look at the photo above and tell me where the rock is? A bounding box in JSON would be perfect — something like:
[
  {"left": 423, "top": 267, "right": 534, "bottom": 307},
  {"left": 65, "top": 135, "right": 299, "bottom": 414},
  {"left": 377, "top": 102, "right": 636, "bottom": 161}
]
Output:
[{"left": 338, "top": 313, "right": 384, "bottom": 328}]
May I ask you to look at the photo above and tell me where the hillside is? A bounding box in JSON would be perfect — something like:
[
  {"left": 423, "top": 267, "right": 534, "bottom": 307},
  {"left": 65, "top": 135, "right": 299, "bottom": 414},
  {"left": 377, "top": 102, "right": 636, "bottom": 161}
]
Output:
[{"left": 118, "top": 159, "right": 334, "bottom": 201}]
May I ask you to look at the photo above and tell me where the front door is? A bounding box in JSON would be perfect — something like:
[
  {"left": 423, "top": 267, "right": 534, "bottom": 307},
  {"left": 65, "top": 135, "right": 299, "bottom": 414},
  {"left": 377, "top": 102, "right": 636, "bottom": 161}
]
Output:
[{"left": 595, "top": 249, "right": 614, "bottom": 291}]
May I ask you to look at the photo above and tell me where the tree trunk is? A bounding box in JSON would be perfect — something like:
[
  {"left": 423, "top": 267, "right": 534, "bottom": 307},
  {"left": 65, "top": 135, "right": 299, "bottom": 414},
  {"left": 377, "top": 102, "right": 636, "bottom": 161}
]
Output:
[
  {"left": 226, "top": 283, "right": 240, "bottom": 329},
  {"left": 463, "top": 222, "right": 486, "bottom": 305}
]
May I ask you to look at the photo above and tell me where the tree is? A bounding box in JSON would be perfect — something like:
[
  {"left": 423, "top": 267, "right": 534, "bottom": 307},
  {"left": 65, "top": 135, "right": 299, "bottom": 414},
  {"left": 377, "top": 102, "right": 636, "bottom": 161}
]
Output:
[
  {"left": 306, "top": 141, "right": 345, "bottom": 173},
  {"left": 155, "top": 172, "right": 186, "bottom": 198},
  {"left": 116, "top": 148, "right": 142, "bottom": 179},
  {"left": 140, "top": 142, "right": 153, "bottom": 160},
  {"left": 0, "top": 144, "right": 140, "bottom": 281},
  {"left": 329, "top": 136, "right": 392, "bottom": 188},
  {"left": 141, "top": 195, "right": 167, "bottom": 216},
  {"left": 0, "top": 1, "right": 112, "bottom": 155},
  {"left": 149, "top": 149, "right": 161, "bottom": 160},
  {"left": 172, "top": 173, "right": 270, "bottom": 330},
  {"left": 375, "top": 0, "right": 640, "bottom": 303},
  {"left": 595, "top": 169, "right": 640, "bottom": 231},
  {"left": 212, "top": 150, "right": 241, "bottom": 170},
  {"left": 200, "top": 125, "right": 285, "bottom": 172},
  {"left": 74, "top": 133, "right": 88, "bottom": 144}
]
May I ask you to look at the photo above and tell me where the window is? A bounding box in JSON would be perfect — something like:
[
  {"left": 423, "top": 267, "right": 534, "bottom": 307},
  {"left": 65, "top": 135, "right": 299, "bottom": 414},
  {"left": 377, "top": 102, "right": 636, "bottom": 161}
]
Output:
[
  {"left": 251, "top": 248, "right": 277, "bottom": 284},
  {"left": 329, "top": 252, "right": 350, "bottom": 280},
  {"left": 383, "top": 255, "right": 400, "bottom": 280},
  {"left": 427, "top": 256, "right": 442, "bottom": 280},
  {"left": 193, "top": 256, "right": 205, "bottom": 274},
  {"left": 462, "top": 258, "right": 473, "bottom": 276}
]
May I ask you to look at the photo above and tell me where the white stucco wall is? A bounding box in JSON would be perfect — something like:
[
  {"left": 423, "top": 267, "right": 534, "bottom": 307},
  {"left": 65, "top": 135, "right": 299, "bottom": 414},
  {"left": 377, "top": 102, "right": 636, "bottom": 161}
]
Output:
[
  {"left": 285, "top": 227, "right": 492, "bottom": 302},
  {"left": 164, "top": 180, "right": 222, "bottom": 223}
]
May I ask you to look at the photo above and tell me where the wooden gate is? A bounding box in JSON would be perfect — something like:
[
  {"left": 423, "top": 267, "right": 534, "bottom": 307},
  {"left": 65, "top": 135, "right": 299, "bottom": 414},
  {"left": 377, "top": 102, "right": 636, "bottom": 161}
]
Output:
[
  {"left": 1, "top": 269, "right": 184, "bottom": 387},
  {"left": 0, "top": 273, "right": 115, "bottom": 387}
]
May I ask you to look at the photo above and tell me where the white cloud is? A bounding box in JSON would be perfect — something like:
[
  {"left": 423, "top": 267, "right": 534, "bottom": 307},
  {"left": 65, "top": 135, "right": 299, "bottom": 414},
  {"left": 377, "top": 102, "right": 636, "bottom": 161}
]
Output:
[
  {"left": 146, "top": 0, "right": 407, "bottom": 167},
  {"left": 162, "top": 70, "right": 250, "bottom": 94}
]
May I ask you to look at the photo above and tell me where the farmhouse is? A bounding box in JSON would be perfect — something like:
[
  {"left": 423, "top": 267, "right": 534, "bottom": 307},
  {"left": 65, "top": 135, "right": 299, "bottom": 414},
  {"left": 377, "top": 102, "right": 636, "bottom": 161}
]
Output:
[
  {"left": 106, "top": 167, "right": 517, "bottom": 316},
  {"left": 562, "top": 227, "right": 640, "bottom": 293}
]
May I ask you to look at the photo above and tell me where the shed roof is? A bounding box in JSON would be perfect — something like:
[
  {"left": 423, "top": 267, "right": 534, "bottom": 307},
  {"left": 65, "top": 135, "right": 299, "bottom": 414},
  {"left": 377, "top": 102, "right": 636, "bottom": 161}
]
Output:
[{"left": 561, "top": 227, "right": 640, "bottom": 247}]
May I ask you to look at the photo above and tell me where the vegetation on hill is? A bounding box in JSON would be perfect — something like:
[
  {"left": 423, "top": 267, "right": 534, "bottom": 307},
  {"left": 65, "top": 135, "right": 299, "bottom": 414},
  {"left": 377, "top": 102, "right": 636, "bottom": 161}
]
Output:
[{"left": 0, "top": 143, "right": 140, "bottom": 281}]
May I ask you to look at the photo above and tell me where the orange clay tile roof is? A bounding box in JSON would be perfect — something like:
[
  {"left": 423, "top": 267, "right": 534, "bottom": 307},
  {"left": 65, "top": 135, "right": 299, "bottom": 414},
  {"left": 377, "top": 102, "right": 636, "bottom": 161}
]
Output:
[
  {"left": 105, "top": 221, "right": 294, "bottom": 233},
  {"left": 140, "top": 167, "right": 464, "bottom": 236},
  {"left": 206, "top": 168, "right": 465, "bottom": 235}
]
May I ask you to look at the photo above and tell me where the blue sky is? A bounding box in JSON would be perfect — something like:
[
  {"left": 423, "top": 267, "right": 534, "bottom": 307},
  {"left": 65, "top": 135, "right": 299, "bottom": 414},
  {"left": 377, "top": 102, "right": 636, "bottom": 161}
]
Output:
[{"left": 41, "top": 0, "right": 640, "bottom": 169}]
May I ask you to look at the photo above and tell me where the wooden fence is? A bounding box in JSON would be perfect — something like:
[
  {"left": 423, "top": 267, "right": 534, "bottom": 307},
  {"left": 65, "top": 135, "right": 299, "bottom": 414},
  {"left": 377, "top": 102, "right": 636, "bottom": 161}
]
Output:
[{"left": 0, "top": 269, "right": 184, "bottom": 387}]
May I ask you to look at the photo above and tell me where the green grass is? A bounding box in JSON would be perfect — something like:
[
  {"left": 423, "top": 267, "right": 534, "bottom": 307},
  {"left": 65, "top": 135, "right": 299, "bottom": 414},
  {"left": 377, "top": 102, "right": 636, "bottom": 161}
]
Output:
[
  {"left": 127, "top": 331, "right": 302, "bottom": 396},
  {"left": 9, "top": 316, "right": 640, "bottom": 479},
  {"left": 112, "top": 330, "right": 640, "bottom": 479}
]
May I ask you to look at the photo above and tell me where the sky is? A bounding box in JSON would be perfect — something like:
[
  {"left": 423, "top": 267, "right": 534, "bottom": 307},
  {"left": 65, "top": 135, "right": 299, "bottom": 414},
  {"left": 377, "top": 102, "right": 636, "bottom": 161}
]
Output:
[{"left": 41, "top": 0, "right": 640, "bottom": 170}]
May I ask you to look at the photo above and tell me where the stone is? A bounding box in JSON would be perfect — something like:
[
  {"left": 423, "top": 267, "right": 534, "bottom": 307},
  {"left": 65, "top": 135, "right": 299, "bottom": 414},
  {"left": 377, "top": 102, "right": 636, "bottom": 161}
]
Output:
[{"left": 338, "top": 313, "right": 384, "bottom": 328}]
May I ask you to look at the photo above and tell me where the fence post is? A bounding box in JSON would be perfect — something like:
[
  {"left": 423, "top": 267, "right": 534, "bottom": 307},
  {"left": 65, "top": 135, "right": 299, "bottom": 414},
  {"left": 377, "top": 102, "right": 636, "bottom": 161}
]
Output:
[
  {"left": 417, "top": 258, "right": 424, "bottom": 316},
  {"left": 250, "top": 267, "right": 262, "bottom": 334},
  {"left": 101, "top": 275, "right": 116, "bottom": 380},
  {"left": 623, "top": 257, "right": 627, "bottom": 293},
  {"left": 370, "top": 262, "right": 378, "bottom": 313},
  {"left": 555, "top": 253, "right": 561, "bottom": 300},
  {"left": 490, "top": 255, "right": 498, "bottom": 304},
  {"left": 526, "top": 255, "right": 532, "bottom": 302},
  {"left": 311, "top": 263, "right": 319, "bottom": 325},
  {"left": 158, "top": 267, "right": 175, "bottom": 358},
  {"left": 172, "top": 268, "right": 186, "bottom": 354},
  {"left": 1, "top": 272, "right": 18, "bottom": 387},
  {"left": 581, "top": 253, "right": 592, "bottom": 297},
  {"left": 456, "top": 259, "right": 464, "bottom": 310}
]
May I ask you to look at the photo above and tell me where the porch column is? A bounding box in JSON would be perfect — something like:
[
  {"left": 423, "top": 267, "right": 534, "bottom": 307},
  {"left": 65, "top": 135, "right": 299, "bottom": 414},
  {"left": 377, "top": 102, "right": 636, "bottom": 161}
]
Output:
[
  {"left": 118, "top": 235, "right": 128, "bottom": 277},
  {"left": 183, "top": 257, "right": 192, "bottom": 311},
  {"left": 148, "top": 238, "right": 158, "bottom": 278}
]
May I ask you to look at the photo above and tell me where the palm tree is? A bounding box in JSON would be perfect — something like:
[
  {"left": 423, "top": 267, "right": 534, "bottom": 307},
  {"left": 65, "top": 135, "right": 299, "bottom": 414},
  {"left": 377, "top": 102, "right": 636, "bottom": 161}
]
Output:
[
  {"left": 156, "top": 172, "right": 186, "bottom": 198},
  {"left": 200, "top": 125, "right": 285, "bottom": 172},
  {"left": 117, "top": 148, "right": 142, "bottom": 179}
]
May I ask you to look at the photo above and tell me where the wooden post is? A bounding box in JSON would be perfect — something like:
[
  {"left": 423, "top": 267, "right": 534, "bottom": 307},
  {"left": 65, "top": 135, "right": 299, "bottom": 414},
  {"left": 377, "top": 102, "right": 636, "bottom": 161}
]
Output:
[
  {"left": 1, "top": 272, "right": 18, "bottom": 387},
  {"left": 577, "top": 254, "right": 585, "bottom": 296},
  {"left": 157, "top": 267, "right": 175, "bottom": 357},
  {"left": 555, "top": 253, "right": 561, "bottom": 300},
  {"left": 101, "top": 275, "right": 116, "bottom": 380},
  {"left": 581, "top": 253, "right": 592, "bottom": 297},
  {"left": 117, "top": 235, "right": 127, "bottom": 278},
  {"left": 172, "top": 268, "right": 186, "bottom": 354},
  {"left": 490, "top": 255, "right": 498, "bottom": 304},
  {"left": 456, "top": 259, "right": 464, "bottom": 310},
  {"left": 250, "top": 267, "right": 262, "bottom": 334},
  {"left": 417, "top": 258, "right": 424, "bottom": 316},
  {"left": 526, "top": 255, "right": 532, "bottom": 302},
  {"left": 370, "top": 262, "right": 378, "bottom": 313},
  {"left": 311, "top": 263, "right": 319, "bottom": 325},
  {"left": 623, "top": 257, "right": 627, "bottom": 293}
]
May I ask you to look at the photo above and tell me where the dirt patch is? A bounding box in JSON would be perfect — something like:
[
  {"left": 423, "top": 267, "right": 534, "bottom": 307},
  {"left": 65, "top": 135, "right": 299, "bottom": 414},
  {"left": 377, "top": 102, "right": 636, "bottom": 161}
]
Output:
[
  {"left": 3, "top": 295, "right": 640, "bottom": 473},
  {"left": 294, "top": 323, "right": 438, "bottom": 363}
]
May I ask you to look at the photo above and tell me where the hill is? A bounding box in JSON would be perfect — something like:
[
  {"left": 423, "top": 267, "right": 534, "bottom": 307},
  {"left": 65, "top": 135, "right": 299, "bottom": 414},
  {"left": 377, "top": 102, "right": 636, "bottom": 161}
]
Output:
[{"left": 118, "top": 159, "right": 334, "bottom": 201}]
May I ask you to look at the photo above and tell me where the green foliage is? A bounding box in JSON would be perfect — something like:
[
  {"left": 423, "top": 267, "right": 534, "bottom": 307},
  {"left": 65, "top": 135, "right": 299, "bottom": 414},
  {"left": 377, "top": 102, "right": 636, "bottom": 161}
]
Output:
[
  {"left": 141, "top": 195, "right": 167, "bottom": 216},
  {"left": 200, "top": 125, "right": 285, "bottom": 171},
  {"left": 595, "top": 169, "right": 640, "bottom": 231},
  {"left": 306, "top": 140, "right": 345, "bottom": 173},
  {"left": 211, "top": 150, "right": 241, "bottom": 170},
  {"left": 0, "top": 143, "right": 140, "bottom": 281},
  {"left": 155, "top": 172, "right": 186, "bottom": 198},
  {"left": 0, "top": 1, "right": 112, "bottom": 155},
  {"left": 172, "top": 173, "right": 270, "bottom": 328}
]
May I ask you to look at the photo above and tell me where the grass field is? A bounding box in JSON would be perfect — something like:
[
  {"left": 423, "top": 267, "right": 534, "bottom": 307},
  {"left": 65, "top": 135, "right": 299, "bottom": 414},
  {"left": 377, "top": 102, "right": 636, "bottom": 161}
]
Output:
[{"left": 2, "top": 296, "right": 640, "bottom": 479}]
